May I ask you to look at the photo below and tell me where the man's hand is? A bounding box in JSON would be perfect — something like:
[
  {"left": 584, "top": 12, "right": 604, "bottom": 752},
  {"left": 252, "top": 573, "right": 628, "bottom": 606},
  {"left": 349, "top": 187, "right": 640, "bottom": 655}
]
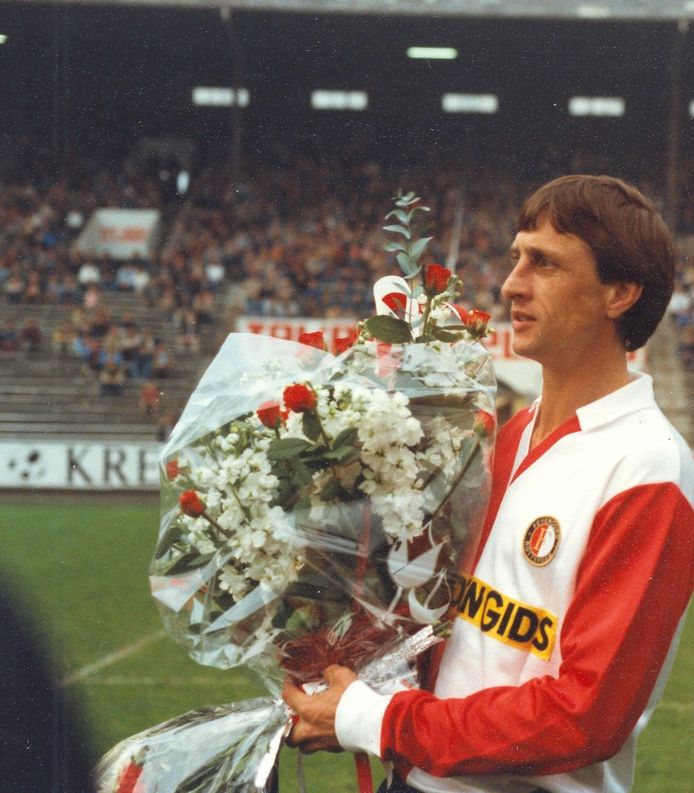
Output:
[{"left": 282, "top": 664, "right": 358, "bottom": 754}]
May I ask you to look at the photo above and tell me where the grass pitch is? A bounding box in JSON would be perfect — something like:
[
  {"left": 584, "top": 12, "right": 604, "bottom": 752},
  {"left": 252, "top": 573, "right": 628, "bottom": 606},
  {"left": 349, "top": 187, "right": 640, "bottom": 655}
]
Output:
[{"left": 0, "top": 501, "right": 691, "bottom": 792}]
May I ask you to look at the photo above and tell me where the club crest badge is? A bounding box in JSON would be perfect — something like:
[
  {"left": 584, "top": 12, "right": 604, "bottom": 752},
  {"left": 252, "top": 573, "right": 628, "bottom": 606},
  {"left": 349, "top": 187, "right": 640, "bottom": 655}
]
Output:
[{"left": 523, "top": 516, "right": 560, "bottom": 566}]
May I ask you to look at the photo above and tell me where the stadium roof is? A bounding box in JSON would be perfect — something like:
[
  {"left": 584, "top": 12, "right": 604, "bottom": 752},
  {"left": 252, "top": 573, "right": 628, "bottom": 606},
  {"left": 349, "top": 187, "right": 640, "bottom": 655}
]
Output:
[{"left": 9, "top": 0, "right": 694, "bottom": 22}]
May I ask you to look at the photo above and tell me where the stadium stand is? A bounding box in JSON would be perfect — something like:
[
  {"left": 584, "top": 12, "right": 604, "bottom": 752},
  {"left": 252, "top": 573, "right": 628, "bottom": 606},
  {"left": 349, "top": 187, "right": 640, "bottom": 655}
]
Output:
[
  {"left": 2, "top": 143, "right": 694, "bottom": 445},
  {"left": 0, "top": 291, "right": 224, "bottom": 441}
]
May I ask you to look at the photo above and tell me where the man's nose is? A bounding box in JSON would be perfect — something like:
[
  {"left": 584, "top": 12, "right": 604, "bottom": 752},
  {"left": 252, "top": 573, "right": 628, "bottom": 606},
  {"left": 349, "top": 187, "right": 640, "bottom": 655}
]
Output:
[{"left": 501, "top": 260, "right": 527, "bottom": 301}]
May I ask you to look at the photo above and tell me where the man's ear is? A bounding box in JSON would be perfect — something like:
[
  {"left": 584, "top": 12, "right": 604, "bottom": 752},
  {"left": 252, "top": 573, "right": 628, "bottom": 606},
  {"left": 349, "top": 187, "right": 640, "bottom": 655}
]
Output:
[{"left": 605, "top": 282, "right": 643, "bottom": 319}]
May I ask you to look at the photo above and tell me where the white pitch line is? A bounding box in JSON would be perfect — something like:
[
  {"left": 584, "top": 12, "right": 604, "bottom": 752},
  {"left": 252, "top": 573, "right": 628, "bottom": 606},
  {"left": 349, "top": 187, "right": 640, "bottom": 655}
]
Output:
[
  {"left": 61, "top": 629, "right": 167, "bottom": 687},
  {"left": 76, "top": 675, "right": 236, "bottom": 687}
]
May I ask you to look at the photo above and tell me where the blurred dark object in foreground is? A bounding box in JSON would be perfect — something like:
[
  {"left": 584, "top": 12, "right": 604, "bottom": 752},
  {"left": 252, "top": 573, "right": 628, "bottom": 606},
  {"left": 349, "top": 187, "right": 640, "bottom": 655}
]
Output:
[{"left": 0, "top": 582, "right": 94, "bottom": 792}]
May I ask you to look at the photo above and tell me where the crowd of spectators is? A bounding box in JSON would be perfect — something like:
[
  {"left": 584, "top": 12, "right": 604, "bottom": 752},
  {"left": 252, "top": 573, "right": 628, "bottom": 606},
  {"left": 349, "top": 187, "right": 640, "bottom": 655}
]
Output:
[
  {"left": 3, "top": 140, "right": 694, "bottom": 404},
  {"left": 165, "top": 150, "right": 529, "bottom": 326},
  {"left": 177, "top": 145, "right": 694, "bottom": 372},
  {"left": 65, "top": 301, "right": 174, "bottom": 394},
  {"left": 0, "top": 147, "right": 213, "bottom": 422},
  {"left": 0, "top": 316, "right": 43, "bottom": 354}
]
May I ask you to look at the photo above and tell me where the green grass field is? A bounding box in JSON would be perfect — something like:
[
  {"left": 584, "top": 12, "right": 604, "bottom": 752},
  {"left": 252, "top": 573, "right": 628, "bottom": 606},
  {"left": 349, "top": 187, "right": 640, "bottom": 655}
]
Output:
[{"left": 0, "top": 501, "right": 691, "bottom": 792}]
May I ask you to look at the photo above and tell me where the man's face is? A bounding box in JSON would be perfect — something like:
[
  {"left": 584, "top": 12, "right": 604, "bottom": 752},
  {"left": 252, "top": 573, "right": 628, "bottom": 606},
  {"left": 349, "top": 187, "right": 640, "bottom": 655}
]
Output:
[{"left": 502, "top": 214, "right": 619, "bottom": 372}]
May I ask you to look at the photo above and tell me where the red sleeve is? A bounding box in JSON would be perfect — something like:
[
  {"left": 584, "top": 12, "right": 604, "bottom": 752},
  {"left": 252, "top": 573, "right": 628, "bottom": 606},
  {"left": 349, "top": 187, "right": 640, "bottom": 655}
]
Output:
[{"left": 381, "top": 482, "right": 694, "bottom": 777}]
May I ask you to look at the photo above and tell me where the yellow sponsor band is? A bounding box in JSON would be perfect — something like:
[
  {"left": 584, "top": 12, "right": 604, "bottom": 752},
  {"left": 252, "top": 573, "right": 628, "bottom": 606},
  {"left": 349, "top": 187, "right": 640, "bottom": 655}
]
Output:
[{"left": 455, "top": 574, "right": 557, "bottom": 661}]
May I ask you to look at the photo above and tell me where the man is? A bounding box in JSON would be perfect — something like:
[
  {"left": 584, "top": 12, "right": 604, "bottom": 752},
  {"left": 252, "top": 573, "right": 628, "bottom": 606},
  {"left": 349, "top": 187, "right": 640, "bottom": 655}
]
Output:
[{"left": 283, "top": 175, "right": 694, "bottom": 793}]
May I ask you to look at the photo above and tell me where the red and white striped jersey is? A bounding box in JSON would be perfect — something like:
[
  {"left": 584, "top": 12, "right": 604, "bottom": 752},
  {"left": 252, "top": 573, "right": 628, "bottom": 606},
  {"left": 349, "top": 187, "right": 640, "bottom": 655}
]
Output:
[{"left": 336, "top": 372, "right": 694, "bottom": 793}]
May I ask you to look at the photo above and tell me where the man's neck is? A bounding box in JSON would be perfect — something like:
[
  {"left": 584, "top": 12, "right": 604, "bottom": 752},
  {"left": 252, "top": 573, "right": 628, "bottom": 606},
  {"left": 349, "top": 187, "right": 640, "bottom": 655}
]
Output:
[{"left": 531, "top": 352, "right": 631, "bottom": 450}]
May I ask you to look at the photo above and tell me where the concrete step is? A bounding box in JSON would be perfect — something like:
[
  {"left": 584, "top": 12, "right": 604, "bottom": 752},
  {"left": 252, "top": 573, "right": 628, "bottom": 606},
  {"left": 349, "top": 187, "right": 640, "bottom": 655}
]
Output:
[
  {"left": 0, "top": 406, "right": 147, "bottom": 420},
  {"left": 0, "top": 358, "right": 203, "bottom": 380},
  {"left": 0, "top": 421, "right": 158, "bottom": 438},
  {"left": 0, "top": 294, "right": 221, "bottom": 441}
]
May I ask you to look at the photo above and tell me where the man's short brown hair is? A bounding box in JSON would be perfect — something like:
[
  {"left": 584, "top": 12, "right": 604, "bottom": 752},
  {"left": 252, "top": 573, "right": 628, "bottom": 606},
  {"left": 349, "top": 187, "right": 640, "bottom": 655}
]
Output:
[{"left": 518, "top": 175, "right": 674, "bottom": 351}]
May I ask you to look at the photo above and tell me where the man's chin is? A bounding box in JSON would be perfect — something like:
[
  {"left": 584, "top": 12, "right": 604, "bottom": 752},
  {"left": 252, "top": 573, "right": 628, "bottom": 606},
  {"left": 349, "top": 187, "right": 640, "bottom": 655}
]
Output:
[
  {"left": 511, "top": 341, "right": 541, "bottom": 363},
  {"left": 511, "top": 344, "right": 543, "bottom": 366}
]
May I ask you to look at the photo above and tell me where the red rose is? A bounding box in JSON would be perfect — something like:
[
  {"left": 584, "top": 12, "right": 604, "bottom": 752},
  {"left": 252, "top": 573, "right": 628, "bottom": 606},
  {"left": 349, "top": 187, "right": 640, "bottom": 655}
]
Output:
[
  {"left": 165, "top": 459, "right": 179, "bottom": 480},
  {"left": 298, "top": 331, "right": 327, "bottom": 350},
  {"left": 424, "top": 263, "right": 451, "bottom": 295},
  {"left": 283, "top": 383, "right": 317, "bottom": 413},
  {"left": 466, "top": 308, "right": 491, "bottom": 331},
  {"left": 116, "top": 762, "right": 144, "bottom": 793},
  {"left": 257, "top": 400, "right": 287, "bottom": 428},
  {"left": 333, "top": 330, "right": 358, "bottom": 355},
  {"left": 474, "top": 409, "right": 496, "bottom": 436},
  {"left": 179, "top": 490, "right": 206, "bottom": 518}
]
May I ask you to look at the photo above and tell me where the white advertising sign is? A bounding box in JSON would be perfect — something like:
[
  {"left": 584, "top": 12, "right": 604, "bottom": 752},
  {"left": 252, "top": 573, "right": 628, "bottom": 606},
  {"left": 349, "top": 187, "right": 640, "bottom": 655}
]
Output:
[
  {"left": 74, "top": 208, "right": 160, "bottom": 260},
  {"left": 1, "top": 440, "right": 162, "bottom": 490},
  {"left": 236, "top": 317, "right": 647, "bottom": 398}
]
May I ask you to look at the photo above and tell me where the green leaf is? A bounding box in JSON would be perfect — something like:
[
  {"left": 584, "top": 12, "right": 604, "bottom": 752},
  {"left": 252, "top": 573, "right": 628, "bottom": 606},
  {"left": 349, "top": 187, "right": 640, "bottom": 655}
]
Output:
[
  {"left": 302, "top": 411, "right": 322, "bottom": 442},
  {"left": 396, "top": 191, "right": 418, "bottom": 206},
  {"left": 364, "top": 315, "right": 413, "bottom": 344},
  {"left": 410, "top": 236, "right": 433, "bottom": 262},
  {"left": 302, "top": 444, "right": 329, "bottom": 460},
  {"left": 324, "top": 446, "right": 357, "bottom": 461},
  {"left": 385, "top": 208, "right": 411, "bottom": 224},
  {"left": 396, "top": 252, "right": 415, "bottom": 274},
  {"left": 267, "top": 437, "right": 312, "bottom": 460},
  {"left": 433, "top": 327, "right": 464, "bottom": 343},
  {"left": 332, "top": 427, "right": 359, "bottom": 449},
  {"left": 383, "top": 224, "right": 411, "bottom": 239},
  {"left": 383, "top": 241, "right": 408, "bottom": 253},
  {"left": 337, "top": 448, "right": 361, "bottom": 465},
  {"left": 302, "top": 455, "right": 332, "bottom": 473},
  {"left": 292, "top": 461, "right": 314, "bottom": 487},
  {"left": 403, "top": 266, "right": 422, "bottom": 281},
  {"left": 319, "top": 478, "right": 344, "bottom": 502}
]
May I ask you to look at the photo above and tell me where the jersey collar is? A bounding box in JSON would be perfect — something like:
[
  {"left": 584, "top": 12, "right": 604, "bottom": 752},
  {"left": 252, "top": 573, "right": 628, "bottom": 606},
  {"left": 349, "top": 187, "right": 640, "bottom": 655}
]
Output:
[
  {"left": 509, "top": 370, "right": 654, "bottom": 485},
  {"left": 575, "top": 370, "right": 655, "bottom": 431}
]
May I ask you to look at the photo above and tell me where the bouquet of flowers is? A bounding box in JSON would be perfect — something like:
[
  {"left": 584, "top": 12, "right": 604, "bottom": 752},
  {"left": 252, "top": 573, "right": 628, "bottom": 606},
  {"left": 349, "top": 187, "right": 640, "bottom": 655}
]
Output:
[{"left": 96, "top": 192, "right": 496, "bottom": 793}]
